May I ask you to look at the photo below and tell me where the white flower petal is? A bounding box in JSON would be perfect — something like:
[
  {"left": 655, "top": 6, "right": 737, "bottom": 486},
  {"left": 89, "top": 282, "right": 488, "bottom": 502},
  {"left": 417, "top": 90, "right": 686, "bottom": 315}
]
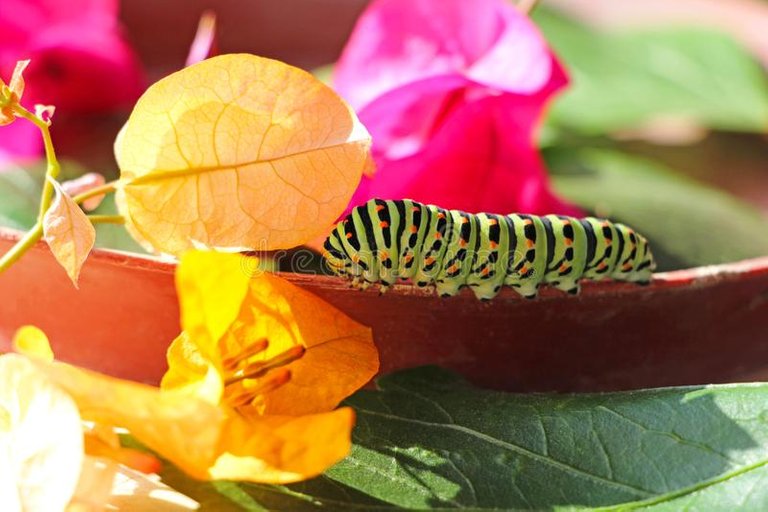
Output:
[{"left": 0, "top": 355, "right": 83, "bottom": 512}]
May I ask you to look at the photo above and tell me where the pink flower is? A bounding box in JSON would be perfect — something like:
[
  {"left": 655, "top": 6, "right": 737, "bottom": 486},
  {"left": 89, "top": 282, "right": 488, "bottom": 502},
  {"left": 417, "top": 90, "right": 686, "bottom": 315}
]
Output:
[
  {"left": 0, "top": 0, "right": 145, "bottom": 165},
  {"left": 334, "top": 0, "right": 582, "bottom": 216}
]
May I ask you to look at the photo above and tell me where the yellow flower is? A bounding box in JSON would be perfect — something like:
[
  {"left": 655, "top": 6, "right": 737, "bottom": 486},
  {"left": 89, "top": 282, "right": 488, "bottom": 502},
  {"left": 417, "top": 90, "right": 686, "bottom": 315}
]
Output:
[
  {"left": 13, "top": 250, "right": 379, "bottom": 485},
  {"left": 162, "top": 250, "right": 380, "bottom": 481},
  {"left": 0, "top": 60, "right": 29, "bottom": 125}
]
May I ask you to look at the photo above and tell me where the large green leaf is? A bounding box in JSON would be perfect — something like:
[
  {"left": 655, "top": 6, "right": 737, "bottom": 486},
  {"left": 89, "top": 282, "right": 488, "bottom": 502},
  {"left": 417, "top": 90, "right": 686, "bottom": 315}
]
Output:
[
  {"left": 534, "top": 8, "right": 768, "bottom": 135},
  {"left": 157, "top": 367, "right": 768, "bottom": 510},
  {"left": 546, "top": 148, "right": 768, "bottom": 270},
  {"left": 0, "top": 163, "right": 145, "bottom": 253}
]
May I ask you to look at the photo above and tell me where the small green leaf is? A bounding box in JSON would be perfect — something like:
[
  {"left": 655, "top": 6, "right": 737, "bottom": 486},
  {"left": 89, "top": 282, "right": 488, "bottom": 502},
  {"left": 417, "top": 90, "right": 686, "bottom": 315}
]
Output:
[
  {"left": 546, "top": 148, "right": 768, "bottom": 270},
  {"left": 157, "top": 367, "right": 768, "bottom": 510},
  {"left": 534, "top": 8, "right": 768, "bottom": 135}
]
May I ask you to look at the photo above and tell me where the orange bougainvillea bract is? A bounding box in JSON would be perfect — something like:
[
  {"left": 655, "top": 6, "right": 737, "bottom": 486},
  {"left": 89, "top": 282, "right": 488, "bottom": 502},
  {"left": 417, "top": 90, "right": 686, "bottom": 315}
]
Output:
[{"left": 115, "top": 53, "right": 373, "bottom": 256}]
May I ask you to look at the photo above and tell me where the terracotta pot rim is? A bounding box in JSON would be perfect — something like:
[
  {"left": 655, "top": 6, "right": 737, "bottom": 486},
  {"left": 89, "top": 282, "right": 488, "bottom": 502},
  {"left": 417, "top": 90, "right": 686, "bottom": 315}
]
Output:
[{"left": 2, "top": 226, "right": 766, "bottom": 298}]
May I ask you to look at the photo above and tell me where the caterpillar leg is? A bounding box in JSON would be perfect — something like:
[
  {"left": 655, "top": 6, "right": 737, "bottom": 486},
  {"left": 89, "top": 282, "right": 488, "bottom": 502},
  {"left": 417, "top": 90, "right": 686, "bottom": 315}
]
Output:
[
  {"left": 512, "top": 283, "right": 539, "bottom": 299},
  {"left": 471, "top": 282, "right": 503, "bottom": 301},
  {"left": 553, "top": 280, "right": 581, "bottom": 296},
  {"left": 378, "top": 280, "right": 395, "bottom": 295},
  {"left": 435, "top": 279, "right": 461, "bottom": 298}
]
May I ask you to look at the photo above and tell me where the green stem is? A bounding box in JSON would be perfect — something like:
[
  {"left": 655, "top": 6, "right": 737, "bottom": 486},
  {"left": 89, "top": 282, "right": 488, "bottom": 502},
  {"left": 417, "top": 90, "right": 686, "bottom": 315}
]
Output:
[
  {"left": 12, "top": 106, "right": 60, "bottom": 221},
  {"left": 0, "top": 222, "right": 43, "bottom": 272},
  {"left": 0, "top": 104, "right": 60, "bottom": 274},
  {"left": 87, "top": 215, "right": 125, "bottom": 225},
  {"left": 72, "top": 180, "right": 117, "bottom": 205}
]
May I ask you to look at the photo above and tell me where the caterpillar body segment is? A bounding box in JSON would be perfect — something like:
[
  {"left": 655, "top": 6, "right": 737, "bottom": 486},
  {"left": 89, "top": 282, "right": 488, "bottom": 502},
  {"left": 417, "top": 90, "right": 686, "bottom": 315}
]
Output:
[{"left": 323, "top": 199, "right": 656, "bottom": 300}]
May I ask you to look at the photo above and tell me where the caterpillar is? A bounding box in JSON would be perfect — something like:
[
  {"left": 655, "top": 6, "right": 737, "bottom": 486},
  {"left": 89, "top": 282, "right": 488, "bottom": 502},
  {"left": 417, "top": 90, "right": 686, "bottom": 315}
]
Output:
[{"left": 322, "top": 199, "right": 656, "bottom": 300}]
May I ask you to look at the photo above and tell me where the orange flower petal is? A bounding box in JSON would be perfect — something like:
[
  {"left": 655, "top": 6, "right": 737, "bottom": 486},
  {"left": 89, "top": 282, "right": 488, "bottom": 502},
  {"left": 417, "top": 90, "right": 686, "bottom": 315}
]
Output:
[
  {"left": 40, "top": 359, "right": 354, "bottom": 482},
  {"left": 17, "top": 322, "right": 362, "bottom": 484},
  {"left": 229, "top": 271, "right": 378, "bottom": 415},
  {"left": 209, "top": 407, "right": 354, "bottom": 483},
  {"left": 115, "top": 53, "right": 371, "bottom": 255},
  {"left": 166, "top": 251, "right": 378, "bottom": 415},
  {"left": 36, "top": 360, "right": 226, "bottom": 480},
  {"left": 162, "top": 332, "right": 224, "bottom": 405}
]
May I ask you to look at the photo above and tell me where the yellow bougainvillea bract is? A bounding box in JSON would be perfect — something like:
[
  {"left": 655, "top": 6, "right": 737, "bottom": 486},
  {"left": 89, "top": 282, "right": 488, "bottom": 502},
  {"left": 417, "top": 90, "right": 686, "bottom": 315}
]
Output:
[
  {"left": 164, "top": 251, "right": 379, "bottom": 416},
  {"left": 115, "top": 53, "right": 373, "bottom": 256},
  {"left": 162, "top": 250, "right": 379, "bottom": 480}
]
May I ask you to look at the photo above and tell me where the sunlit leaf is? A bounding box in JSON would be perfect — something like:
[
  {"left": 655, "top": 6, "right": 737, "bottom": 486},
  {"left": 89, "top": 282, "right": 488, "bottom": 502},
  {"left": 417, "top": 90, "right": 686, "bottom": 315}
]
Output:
[
  {"left": 42, "top": 178, "right": 95, "bottom": 286},
  {"left": 115, "top": 53, "right": 372, "bottom": 255},
  {"left": 158, "top": 367, "right": 768, "bottom": 510}
]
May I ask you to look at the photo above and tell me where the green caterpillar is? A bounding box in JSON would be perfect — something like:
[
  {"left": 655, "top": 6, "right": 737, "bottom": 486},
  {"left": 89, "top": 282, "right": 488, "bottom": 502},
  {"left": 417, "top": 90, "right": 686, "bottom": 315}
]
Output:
[{"left": 322, "top": 199, "right": 656, "bottom": 300}]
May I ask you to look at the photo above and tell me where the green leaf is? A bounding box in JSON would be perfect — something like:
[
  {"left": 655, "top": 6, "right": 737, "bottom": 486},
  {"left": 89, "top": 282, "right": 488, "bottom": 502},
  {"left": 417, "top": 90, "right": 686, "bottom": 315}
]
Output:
[
  {"left": 546, "top": 148, "right": 768, "bottom": 271},
  {"left": 156, "top": 367, "right": 768, "bottom": 510},
  {"left": 0, "top": 163, "right": 145, "bottom": 253},
  {"left": 534, "top": 8, "right": 768, "bottom": 135},
  {"left": 609, "top": 463, "right": 768, "bottom": 511}
]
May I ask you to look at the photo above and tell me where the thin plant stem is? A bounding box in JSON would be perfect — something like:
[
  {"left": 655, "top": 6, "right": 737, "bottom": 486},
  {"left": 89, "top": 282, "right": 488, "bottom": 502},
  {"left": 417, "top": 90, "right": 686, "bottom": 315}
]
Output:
[
  {"left": 0, "top": 222, "right": 43, "bottom": 272},
  {"left": 11, "top": 106, "right": 60, "bottom": 221},
  {"left": 517, "top": 0, "right": 541, "bottom": 15},
  {"left": 87, "top": 215, "right": 125, "bottom": 225},
  {"left": 0, "top": 104, "right": 60, "bottom": 274},
  {"left": 73, "top": 181, "right": 118, "bottom": 206}
]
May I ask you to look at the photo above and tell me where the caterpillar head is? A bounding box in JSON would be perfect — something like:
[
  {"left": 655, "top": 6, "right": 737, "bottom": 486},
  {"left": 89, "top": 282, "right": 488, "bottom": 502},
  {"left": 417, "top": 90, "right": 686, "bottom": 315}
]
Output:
[{"left": 322, "top": 236, "right": 348, "bottom": 276}]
